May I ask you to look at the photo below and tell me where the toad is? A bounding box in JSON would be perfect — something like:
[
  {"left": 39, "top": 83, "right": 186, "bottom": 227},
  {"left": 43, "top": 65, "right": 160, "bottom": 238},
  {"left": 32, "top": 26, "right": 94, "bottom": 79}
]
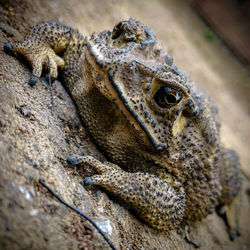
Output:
[{"left": 4, "top": 17, "right": 242, "bottom": 239}]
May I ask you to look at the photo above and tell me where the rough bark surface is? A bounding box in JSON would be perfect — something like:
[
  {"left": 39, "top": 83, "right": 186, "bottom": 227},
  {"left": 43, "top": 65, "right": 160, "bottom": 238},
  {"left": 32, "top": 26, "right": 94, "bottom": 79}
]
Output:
[{"left": 0, "top": 0, "right": 249, "bottom": 249}]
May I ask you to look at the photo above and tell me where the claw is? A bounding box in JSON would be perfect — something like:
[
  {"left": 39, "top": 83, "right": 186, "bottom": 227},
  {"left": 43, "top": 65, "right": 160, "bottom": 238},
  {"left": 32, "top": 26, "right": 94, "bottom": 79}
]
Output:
[
  {"left": 84, "top": 177, "right": 94, "bottom": 186},
  {"left": 3, "top": 43, "right": 13, "bottom": 53},
  {"left": 230, "top": 232, "right": 236, "bottom": 241},
  {"left": 29, "top": 75, "right": 38, "bottom": 86},
  {"left": 67, "top": 156, "right": 78, "bottom": 165},
  {"left": 229, "top": 228, "right": 241, "bottom": 241}
]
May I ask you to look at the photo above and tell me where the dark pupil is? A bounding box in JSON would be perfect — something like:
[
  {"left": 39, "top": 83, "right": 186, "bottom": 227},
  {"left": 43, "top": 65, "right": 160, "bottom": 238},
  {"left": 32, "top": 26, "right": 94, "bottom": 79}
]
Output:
[
  {"left": 112, "top": 22, "right": 124, "bottom": 39},
  {"left": 154, "top": 86, "right": 180, "bottom": 108},
  {"left": 166, "top": 94, "right": 176, "bottom": 104}
]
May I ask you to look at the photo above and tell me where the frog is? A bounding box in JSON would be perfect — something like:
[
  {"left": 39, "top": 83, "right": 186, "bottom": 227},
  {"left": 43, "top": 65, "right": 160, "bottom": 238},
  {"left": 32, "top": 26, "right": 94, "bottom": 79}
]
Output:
[{"left": 4, "top": 17, "right": 242, "bottom": 239}]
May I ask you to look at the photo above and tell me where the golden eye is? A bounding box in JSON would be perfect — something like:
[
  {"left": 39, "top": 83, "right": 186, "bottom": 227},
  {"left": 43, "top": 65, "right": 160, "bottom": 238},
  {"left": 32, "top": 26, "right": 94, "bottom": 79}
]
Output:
[
  {"left": 112, "top": 21, "right": 126, "bottom": 39},
  {"left": 154, "top": 86, "right": 182, "bottom": 108}
]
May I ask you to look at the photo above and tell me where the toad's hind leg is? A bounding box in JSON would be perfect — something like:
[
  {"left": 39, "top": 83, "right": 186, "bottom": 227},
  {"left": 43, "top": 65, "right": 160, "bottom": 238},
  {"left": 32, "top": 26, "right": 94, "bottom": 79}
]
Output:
[
  {"left": 4, "top": 21, "right": 85, "bottom": 84},
  {"left": 217, "top": 149, "right": 242, "bottom": 240},
  {"left": 72, "top": 155, "right": 186, "bottom": 230}
]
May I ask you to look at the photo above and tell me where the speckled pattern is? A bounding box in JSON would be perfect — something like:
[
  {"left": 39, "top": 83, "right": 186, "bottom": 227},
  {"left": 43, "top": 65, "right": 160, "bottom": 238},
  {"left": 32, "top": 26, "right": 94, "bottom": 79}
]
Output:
[{"left": 5, "top": 17, "right": 242, "bottom": 233}]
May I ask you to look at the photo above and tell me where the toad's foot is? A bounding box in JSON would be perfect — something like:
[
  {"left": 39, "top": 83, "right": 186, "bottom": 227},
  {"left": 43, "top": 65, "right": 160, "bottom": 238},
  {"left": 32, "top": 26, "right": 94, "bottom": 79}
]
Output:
[
  {"left": 216, "top": 195, "right": 241, "bottom": 241},
  {"left": 216, "top": 149, "right": 242, "bottom": 240},
  {"left": 68, "top": 155, "right": 186, "bottom": 230},
  {"left": 4, "top": 21, "right": 85, "bottom": 85},
  {"left": 4, "top": 41, "right": 64, "bottom": 85}
]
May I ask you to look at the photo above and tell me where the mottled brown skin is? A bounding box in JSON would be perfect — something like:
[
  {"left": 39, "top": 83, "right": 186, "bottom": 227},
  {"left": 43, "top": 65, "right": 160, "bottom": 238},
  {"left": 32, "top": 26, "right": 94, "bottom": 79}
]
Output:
[{"left": 4, "top": 17, "right": 242, "bottom": 235}]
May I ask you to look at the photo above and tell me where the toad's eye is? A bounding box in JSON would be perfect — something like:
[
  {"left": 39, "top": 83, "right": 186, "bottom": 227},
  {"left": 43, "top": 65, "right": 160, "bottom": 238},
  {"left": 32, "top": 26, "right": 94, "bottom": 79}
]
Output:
[
  {"left": 112, "top": 21, "right": 126, "bottom": 39},
  {"left": 153, "top": 86, "right": 182, "bottom": 108}
]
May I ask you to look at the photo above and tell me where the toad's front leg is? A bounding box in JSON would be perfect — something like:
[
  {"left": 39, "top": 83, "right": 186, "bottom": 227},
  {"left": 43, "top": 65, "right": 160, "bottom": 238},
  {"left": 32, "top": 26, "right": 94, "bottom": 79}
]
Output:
[
  {"left": 4, "top": 21, "right": 85, "bottom": 85},
  {"left": 72, "top": 156, "right": 186, "bottom": 230}
]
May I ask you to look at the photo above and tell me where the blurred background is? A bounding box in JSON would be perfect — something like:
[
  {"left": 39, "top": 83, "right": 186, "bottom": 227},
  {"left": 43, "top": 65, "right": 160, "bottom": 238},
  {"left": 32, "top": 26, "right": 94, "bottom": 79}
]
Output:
[{"left": 193, "top": 0, "right": 250, "bottom": 65}]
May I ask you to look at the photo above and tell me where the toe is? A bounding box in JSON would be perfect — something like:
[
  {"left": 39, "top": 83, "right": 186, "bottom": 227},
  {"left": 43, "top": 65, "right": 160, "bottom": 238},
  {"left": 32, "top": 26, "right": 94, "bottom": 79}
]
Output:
[
  {"left": 54, "top": 55, "right": 65, "bottom": 68},
  {"left": 68, "top": 155, "right": 118, "bottom": 174},
  {"left": 47, "top": 57, "right": 58, "bottom": 79},
  {"left": 31, "top": 57, "right": 43, "bottom": 79}
]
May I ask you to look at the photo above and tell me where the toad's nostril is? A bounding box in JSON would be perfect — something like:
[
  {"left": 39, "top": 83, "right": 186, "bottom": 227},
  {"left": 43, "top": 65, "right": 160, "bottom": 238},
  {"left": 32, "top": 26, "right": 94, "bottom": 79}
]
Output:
[{"left": 183, "top": 97, "right": 199, "bottom": 118}]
